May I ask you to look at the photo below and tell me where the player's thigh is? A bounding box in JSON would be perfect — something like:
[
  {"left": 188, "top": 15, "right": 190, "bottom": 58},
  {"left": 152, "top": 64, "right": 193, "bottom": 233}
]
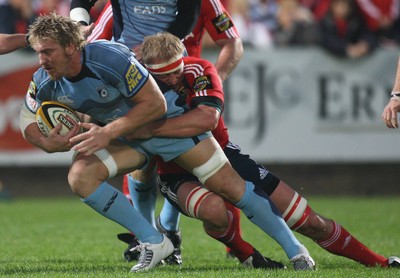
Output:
[
  {"left": 130, "top": 158, "right": 157, "bottom": 183},
  {"left": 172, "top": 137, "right": 221, "bottom": 171},
  {"left": 72, "top": 140, "right": 147, "bottom": 178},
  {"left": 174, "top": 137, "right": 244, "bottom": 201},
  {"left": 105, "top": 140, "right": 148, "bottom": 176}
]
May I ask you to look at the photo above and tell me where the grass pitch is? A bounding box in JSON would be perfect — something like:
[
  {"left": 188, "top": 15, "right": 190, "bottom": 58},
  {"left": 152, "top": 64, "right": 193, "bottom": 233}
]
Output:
[{"left": 0, "top": 196, "right": 399, "bottom": 277}]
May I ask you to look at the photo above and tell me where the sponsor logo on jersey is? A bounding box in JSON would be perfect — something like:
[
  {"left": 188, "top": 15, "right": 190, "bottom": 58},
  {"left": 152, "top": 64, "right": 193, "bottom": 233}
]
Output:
[
  {"left": 25, "top": 93, "right": 39, "bottom": 112},
  {"left": 125, "top": 64, "right": 143, "bottom": 92},
  {"left": 27, "top": 81, "right": 37, "bottom": 98},
  {"left": 133, "top": 5, "right": 167, "bottom": 15},
  {"left": 193, "top": 75, "right": 213, "bottom": 92},
  {"left": 212, "top": 13, "right": 233, "bottom": 33},
  {"left": 56, "top": 95, "right": 74, "bottom": 105}
]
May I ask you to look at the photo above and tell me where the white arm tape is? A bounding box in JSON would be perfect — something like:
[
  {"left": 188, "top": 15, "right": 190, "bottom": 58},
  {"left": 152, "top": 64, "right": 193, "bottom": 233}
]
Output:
[
  {"left": 19, "top": 104, "right": 36, "bottom": 139},
  {"left": 192, "top": 147, "right": 228, "bottom": 184},
  {"left": 70, "top": 7, "right": 91, "bottom": 25}
]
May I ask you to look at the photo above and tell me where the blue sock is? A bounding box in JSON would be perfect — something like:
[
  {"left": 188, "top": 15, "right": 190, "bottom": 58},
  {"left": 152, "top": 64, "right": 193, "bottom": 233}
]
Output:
[
  {"left": 159, "top": 199, "right": 180, "bottom": 231},
  {"left": 128, "top": 174, "right": 157, "bottom": 227},
  {"left": 235, "top": 181, "right": 304, "bottom": 259},
  {"left": 82, "top": 182, "right": 162, "bottom": 244}
]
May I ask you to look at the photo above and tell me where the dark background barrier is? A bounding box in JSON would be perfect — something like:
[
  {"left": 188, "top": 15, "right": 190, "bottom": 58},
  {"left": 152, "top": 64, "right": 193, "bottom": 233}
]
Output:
[{"left": 1, "top": 163, "right": 399, "bottom": 199}]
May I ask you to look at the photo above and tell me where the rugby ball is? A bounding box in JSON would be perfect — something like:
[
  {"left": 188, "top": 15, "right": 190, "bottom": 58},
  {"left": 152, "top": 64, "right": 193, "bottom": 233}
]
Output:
[{"left": 36, "top": 101, "right": 80, "bottom": 136}]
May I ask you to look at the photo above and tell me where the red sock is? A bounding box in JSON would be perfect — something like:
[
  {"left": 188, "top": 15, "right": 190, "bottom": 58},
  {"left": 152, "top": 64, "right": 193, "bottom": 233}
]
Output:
[
  {"left": 122, "top": 174, "right": 132, "bottom": 201},
  {"left": 225, "top": 202, "right": 242, "bottom": 254},
  {"left": 317, "top": 221, "right": 388, "bottom": 267},
  {"left": 206, "top": 201, "right": 253, "bottom": 262}
]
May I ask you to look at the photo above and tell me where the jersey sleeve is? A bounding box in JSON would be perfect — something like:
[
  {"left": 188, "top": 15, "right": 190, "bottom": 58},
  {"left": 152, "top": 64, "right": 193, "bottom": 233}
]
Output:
[
  {"left": 87, "top": 1, "right": 113, "bottom": 42},
  {"left": 185, "top": 58, "right": 224, "bottom": 113},
  {"left": 202, "top": 0, "right": 240, "bottom": 42},
  {"left": 86, "top": 42, "right": 149, "bottom": 98},
  {"left": 24, "top": 80, "right": 41, "bottom": 114}
]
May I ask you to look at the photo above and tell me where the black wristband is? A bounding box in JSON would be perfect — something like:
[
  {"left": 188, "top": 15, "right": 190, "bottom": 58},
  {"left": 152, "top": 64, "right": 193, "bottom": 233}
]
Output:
[{"left": 78, "top": 21, "right": 89, "bottom": 26}]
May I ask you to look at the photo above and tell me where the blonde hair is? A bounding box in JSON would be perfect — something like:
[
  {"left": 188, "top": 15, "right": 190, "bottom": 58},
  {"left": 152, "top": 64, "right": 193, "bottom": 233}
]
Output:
[
  {"left": 141, "top": 32, "right": 185, "bottom": 64},
  {"left": 28, "top": 13, "right": 86, "bottom": 50}
]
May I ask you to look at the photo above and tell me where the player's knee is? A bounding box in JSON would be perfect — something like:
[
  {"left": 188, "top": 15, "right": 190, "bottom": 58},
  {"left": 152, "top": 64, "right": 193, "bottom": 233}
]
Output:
[
  {"left": 281, "top": 192, "right": 334, "bottom": 239},
  {"left": 198, "top": 194, "right": 229, "bottom": 230},
  {"left": 68, "top": 161, "right": 88, "bottom": 195},
  {"left": 296, "top": 211, "right": 334, "bottom": 240},
  {"left": 68, "top": 157, "right": 107, "bottom": 197},
  {"left": 184, "top": 186, "right": 228, "bottom": 229}
]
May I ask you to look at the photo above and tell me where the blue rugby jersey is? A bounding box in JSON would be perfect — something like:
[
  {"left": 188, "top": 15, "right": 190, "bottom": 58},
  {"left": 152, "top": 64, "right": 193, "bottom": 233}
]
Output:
[
  {"left": 111, "top": 0, "right": 178, "bottom": 48},
  {"left": 24, "top": 40, "right": 149, "bottom": 124},
  {"left": 23, "top": 40, "right": 210, "bottom": 161}
]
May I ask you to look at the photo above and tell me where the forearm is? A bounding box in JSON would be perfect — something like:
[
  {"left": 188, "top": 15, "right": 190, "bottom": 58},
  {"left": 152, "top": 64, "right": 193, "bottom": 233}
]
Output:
[
  {"left": 103, "top": 79, "right": 167, "bottom": 139},
  {"left": 391, "top": 57, "right": 400, "bottom": 92},
  {"left": 0, "top": 34, "right": 28, "bottom": 55},
  {"left": 23, "top": 123, "right": 53, "bottom": 152},
  {"left": 167, "top": 0, "right": 201, "bottom": 39},
  {"left": 214, "top": 38, "right": 243, "bottom": 82},
  {"left": 151, "top": 119, "right": 210, "bottom": 138},
  {"left": 151, "top": 106, "right": 219, "bottom": 137}
]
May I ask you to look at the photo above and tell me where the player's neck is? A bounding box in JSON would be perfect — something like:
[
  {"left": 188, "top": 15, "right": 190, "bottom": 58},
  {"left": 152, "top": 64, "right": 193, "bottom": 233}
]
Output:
[{"left": 65, "top": 50, "right": 83, "bottom": 78}]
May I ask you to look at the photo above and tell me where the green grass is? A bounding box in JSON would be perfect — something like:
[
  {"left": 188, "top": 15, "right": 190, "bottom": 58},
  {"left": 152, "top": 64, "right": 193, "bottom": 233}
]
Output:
[{"left": 0, "top": 196, "right": 399, "bottom": 277}]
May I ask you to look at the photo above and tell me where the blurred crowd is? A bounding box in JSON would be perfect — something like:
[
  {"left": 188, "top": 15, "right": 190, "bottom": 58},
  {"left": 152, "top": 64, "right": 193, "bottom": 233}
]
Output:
[
  {"left": 1, "top": 0, "right": 400, "bottom": 59},
  {"left": 0, "top": 0, "right": 106, "bottom": 34},
  {"left": 224, "top": 0, "right": 400, "bottom": 58}
]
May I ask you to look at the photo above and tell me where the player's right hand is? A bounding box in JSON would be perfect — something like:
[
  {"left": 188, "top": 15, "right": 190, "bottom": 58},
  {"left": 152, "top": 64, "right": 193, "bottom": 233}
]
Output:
[{"left": 382, "top": 99, "right": 400, "bottom": 128}]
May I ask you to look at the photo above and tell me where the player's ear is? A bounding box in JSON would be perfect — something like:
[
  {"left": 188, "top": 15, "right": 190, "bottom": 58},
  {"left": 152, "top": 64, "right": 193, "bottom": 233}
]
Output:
[{"left": 65, "top": 44, "right": 75, "bottom": 56}]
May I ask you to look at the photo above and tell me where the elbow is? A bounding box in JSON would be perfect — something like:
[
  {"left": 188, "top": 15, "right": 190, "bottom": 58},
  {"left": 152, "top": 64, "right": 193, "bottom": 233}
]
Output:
[
  {"left": 234, "top": 38, "right": 244, "bottom": 60},
  {"left": 209, "top": 121, "right": 219, "bottom": 131},
  {"left": 160, "top": 99, "right": 167, "bottom": 116},
  {"left": 204, "top": 117, "right": 219, "bottom": 132},
  {"left": 154, "top": 98, "right": 167, "bottom": 119}
]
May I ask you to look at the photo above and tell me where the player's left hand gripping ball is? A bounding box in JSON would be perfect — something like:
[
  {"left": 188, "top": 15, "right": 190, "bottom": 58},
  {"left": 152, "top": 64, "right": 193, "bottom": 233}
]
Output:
[{"left": 36, "top": 101, "right": 81, "bottom": 136}]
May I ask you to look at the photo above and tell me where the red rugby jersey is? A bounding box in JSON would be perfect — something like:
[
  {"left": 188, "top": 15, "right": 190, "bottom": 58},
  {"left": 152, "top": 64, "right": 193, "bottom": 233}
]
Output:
[
  {"left": 157, "top": 56, "right": 229, "bottom": 175},
  {"left": 183, "top": 0, "right": 240, "bottom": 58}
]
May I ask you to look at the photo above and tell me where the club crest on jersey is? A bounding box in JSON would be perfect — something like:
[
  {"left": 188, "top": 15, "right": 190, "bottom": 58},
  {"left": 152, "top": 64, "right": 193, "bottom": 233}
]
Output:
[
  {"left": 27, "top": 81, "right": 37, "bottom": 98},
  {"left": 97, "top": 87, "right": 109, "bottom": 98},
  {"left": 193, "top": 75, "right": 213, "bottom": 92},
  {"left": 212, "top": 13, "right": 233, "bottom": 33}
]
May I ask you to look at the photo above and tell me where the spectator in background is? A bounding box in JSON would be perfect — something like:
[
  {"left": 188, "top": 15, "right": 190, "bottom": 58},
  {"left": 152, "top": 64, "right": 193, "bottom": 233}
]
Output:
[
  {"left": 299, "top": 0, "right": 331, "bottom": 21},
  {"left": 228, "top": 0, "right": 277, "bottom": 48},
  {"left": 33, "top": 0, "right": 70, "bottom": 16},
  {"left": 355, "top": 0, "right": 400, "bottom": 46},
  {"left": 318, "top": 0, "right": 378, "bottom": 58},
  {"left": 0, "top": 0, "right": 35, "bottom": 34},
  {"left": 273, "top": 0, "right": 319, "bottom": 46}
]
